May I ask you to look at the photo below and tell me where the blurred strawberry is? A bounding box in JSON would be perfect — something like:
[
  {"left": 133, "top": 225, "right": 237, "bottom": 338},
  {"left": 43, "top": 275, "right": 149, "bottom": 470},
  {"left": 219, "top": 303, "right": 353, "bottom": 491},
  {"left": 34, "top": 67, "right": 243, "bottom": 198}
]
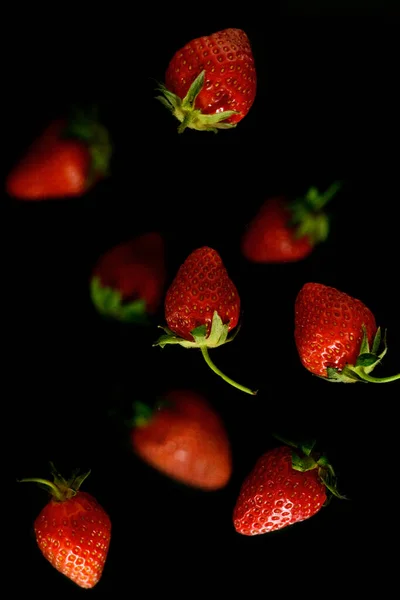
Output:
[
  {"left": 131, "top": 389, "right": 232, "bottom": 490},
  {"left": 90, "top": 232, "right": 166, "bottom": 324},
  {"left": 241, "top": 182, "right": 342, "bottom": 263},
  {"left": 6, "top": 106, "right": 112, "bottom": 200}
]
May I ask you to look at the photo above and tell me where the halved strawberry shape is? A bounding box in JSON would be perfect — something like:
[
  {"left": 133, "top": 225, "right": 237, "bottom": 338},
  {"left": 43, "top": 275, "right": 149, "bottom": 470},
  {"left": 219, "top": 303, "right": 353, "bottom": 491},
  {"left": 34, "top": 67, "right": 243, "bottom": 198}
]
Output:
[
  {"left": 90, "top": 232, "right": 166, "bottom": 325},
  {"left": 156, "top": 28, "right": 257, "bottom": 133},
  {"left": 233, "top": 435, "right": 346, "bottom": 536},
  {"left": 295, "top": 282, "right": 400, "bottom": 383},
  {"left": 154, "top": 246, "right": 257, "bottom": 395},
  {"left": 18, "top": 464, "right": 111, "bottom": 589}
]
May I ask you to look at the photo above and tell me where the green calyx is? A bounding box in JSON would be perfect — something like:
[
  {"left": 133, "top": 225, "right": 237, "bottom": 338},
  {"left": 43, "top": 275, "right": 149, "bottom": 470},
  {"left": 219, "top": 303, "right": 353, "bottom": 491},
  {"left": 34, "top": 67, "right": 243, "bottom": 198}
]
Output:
[
  {"left": 156, "top": 70, "right": 240, "bottom": 133},
  {"left": 272, "top": 434, "right": 346, "bottom": 501},
  {"left": 17, "top": 462, "right": 91, "bottom": 502},
  {"left": 90, "top": 276, "right": 149, "bottom": 325},
  {"left": 63, "top": 105, "right": 112, "bottom": 182},
  {"left": 132, "top": 401, "right": 155, "bottom": 427},
  {"left": 322, "top": 326, "right": 400, "bottom": 383},
  {"left": 131, "top": 397, "right": 172, "bottom": 428},
  {"left": 288, "top": 181, "right": 343, "bottom": 245},
  {"left": 153, "top": 311, "right": 257, "bottom": 396},
  {"left": 153, "top": 310, "right": 238, "bottom": 350}
]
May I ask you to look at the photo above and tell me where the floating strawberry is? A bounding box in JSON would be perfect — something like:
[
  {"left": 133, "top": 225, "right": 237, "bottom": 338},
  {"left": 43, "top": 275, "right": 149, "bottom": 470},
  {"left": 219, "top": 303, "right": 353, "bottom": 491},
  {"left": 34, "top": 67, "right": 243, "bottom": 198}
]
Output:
[
  {"left": 156, "top": 28, "right": 257, "bottom": 133},
  {"left": 153, "top": 246, "right": 257, "bottom": 395},
  {"left": 6, "top": 106, "right": 112, "bottom": 200},
  {"left": 18, "top": 464, "right": 111, "bottom": 589},
  {"left": 233, "top": 437, "right": 345, "bottom": 536},
  {"left": 90, "top": 232, "right": 166, "bottom": 324},
  {"left": 295, "top": 282, "right": 400, "bottom": 383},
  {"left": 241, "top": 182, "right": 342, "bottom": 263},
  {"left": 131, "top": 389, "right": 232, "bottom": 490}
]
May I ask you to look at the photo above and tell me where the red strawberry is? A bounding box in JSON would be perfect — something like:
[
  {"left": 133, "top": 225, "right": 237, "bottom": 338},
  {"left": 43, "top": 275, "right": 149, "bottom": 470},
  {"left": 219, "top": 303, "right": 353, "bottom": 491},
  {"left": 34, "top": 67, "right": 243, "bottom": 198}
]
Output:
[
  {"left": 156, "top": 28, "right": 256, "bottom": 133},
  {"left": 233, "top": 440, "right": 344, "bottom": 536},
  {"left": 295, "top": 282, "right": 400, "bottom": 383},
  {"left": 90, "top": 232, "right": 166, "bottom": 324},
  {"left": 241, "top": 183, "right": 342, "bottom": 263},
  {"left": 18, "top": 465, "right": 111, "bottom": 589},
  {"left": 6, "top": 107, "right": 111, "bottom": 200},
  {"left": 154, "top": 246, "right": 257, "bottom": 395},
  {"left": 131, "top": 389, "right": 232, "bottom": 490}
]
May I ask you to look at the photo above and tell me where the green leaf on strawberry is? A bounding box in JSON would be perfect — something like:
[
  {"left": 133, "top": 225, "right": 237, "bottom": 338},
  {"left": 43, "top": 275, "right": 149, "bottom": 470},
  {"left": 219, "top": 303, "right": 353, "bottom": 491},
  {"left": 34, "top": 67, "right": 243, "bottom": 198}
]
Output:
[
  {"left": 325, "top": 326, "right": 396, "bottom": 383},
  {"left": 154, "top": 311, "right": 238, "bottom": 349},
  {"left": 157, "top": 70, "right": 240, "bottom": 134},
  {"left": 90, "top": 276, "right": 149, "bottom": 325}
]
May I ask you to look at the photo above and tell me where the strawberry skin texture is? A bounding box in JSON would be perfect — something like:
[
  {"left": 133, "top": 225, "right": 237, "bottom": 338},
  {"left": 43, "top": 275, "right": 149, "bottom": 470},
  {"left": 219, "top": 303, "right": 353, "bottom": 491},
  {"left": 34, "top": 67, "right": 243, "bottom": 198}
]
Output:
[
  {"left": 131, "top": 390, "right": 232, "bottom": 490},
  {"left": 165, "top": 246, "right": 240, "bottom": 340},
  {"left": 233, "top": 446, "right": 327, "bottom": 536},
  {"left": 93, "top": 232, "right": 166, "bottom": 314},
  {"left": 6, "top": 119, "right": 95, "bottom": 200},
  {"left": 241, "top": 197, "right": 313, "bottom": 263},
  {"left": 165, "top": 28, "right": 256, "bottom": 125},
  {"left": 34, "top": 490, "right": 111, "bottom": 589},
  {"left": 295, "top": 282, "right": 377, "bottom": 377}
]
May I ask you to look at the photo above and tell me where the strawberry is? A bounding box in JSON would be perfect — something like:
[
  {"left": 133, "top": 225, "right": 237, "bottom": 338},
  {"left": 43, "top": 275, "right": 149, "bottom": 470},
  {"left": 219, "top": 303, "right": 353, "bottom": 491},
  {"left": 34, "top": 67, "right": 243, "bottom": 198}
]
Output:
[
  {"left": 6, "top": 106, "right": 112, "bottom": 200},
  {"left": 156, "top": 28, "right": 256, "bottom": 133},
  {"left": 90, "top": 232, "right": 166, "bottom": 324},
  {"left": 241, "top": 182, "right": 342, "bottom": 263},
  {"left": 154, "top": 246, "right": 257, "bottom": 395},
  {"left": 18, "top": 465, "right": 111, "bottom": 589},
  {"left": 295, "top": 282, "right": 400, "bottom": 383},
  {"left": 131, "top": 389, "right": 232, "bottom": 490},
  {"left": 233, "top": 439, "right": 345, "bottom": 536}
]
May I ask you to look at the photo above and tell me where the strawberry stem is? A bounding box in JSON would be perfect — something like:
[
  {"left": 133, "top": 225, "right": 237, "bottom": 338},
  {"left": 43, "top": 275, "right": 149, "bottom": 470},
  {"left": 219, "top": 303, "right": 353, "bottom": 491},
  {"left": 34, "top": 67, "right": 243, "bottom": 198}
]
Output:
[
  {"left": 199, "top": 346, "right": 257, "bottom": 395},
  {"left": 305, "top": 181, "right": 343, "bottom": 211},
  {"left": 355, "top": 371, "right": 400, "bottom": 383}
]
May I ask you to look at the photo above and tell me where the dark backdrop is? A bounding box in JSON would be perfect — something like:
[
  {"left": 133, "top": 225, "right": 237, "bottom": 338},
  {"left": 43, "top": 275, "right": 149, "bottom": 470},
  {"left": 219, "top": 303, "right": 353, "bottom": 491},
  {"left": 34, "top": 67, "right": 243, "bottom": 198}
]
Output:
[{"left": 8, "top": 10, "right": 399, "bottom": 596}]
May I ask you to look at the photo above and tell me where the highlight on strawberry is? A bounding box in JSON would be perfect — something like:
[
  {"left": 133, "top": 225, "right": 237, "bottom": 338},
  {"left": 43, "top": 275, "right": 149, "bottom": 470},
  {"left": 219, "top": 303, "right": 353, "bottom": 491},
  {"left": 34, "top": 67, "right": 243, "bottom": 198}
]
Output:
[
  {"left": 90, "top": 232, "right": 167, "bottom": 325},
  {"left": 233, "top": 435, "right": 346, "bottom": 536},
  {"left": 6, "top": 105, "right": 112, "bottom": 201},
  {"left": 156, "top": 28, "right": 257, "bottom": 133},
  {"left": 130, "top": 389, "right": 232, "bottom": 491},
  {"left": 241, "top": 181, "right": 342, "bottom": 263},
  {"left": 18, "top": 463, "right": 111, "bottom": 589},
  {"left": 294, "top": 282, "right": 400, "bottom": 383},
  {"left": 153, "top": 246, "right": 257, "bottom": 395}
]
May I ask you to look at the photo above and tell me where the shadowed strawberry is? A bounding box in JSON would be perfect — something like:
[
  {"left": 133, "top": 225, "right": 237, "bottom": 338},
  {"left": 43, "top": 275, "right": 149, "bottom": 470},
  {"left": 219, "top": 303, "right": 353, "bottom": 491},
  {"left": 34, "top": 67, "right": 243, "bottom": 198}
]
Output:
[
  {"left": 18, "top": 464, "right": 111, "bottom": 589},
  {"left": 295, "top": 282, "right": 400, "bottom": 383},
  {"left": 153, "top": 246, "right": 257, "bottom": 395},
  {"left": 131, "top": 389, "right": 232, "bottom": 490},
  {"left": 241, "top": 182, "right": 342, "bottom": 263},
  {"left": 156, "top": 28, "right": 257, "bottom": 133},
  {"left": 90, "top": 232, "right": 166, "bottom": 325},
  {"left": 6, "top": 106, "right": 112, "bottom": 200},
  {"left": 233, "top": 436, "right": 346, "bottom": 536}
]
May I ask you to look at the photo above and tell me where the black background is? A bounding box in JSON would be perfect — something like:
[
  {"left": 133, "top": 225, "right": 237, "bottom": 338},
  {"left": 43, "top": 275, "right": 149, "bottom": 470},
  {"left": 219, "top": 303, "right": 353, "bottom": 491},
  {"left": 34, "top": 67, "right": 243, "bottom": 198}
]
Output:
[{"left": 7, "top": 6, "right": 399, "bottom": 596}]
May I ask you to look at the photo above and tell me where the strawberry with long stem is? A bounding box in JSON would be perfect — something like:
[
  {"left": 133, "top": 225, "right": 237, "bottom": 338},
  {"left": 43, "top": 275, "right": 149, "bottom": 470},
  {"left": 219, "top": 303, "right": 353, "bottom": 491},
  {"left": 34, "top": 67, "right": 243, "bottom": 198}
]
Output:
[
  {"left": 154, "top": 246, "right": 257, "bottom": 395},
  {"left": 295, "top": 282, "right": 400, "bottom": 383}
]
